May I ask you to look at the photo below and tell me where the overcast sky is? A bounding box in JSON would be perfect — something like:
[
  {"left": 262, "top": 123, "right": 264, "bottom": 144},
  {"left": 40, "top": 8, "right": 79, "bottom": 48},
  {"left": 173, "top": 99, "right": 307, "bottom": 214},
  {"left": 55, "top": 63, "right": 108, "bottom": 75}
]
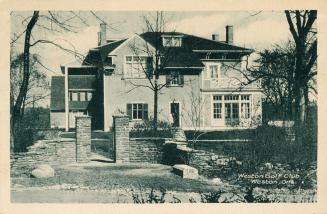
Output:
[{"left": 11, "top": 11, "right": 291, "bottom": 77}]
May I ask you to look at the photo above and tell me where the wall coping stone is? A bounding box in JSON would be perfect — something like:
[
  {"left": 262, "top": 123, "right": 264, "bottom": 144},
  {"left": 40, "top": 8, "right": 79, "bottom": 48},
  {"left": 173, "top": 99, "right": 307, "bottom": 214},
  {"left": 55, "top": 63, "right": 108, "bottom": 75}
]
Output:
[
  {"left": 112, "top": 114, "right": 129, "bottom": 118},
  {"left": 75, "top": 115, "right": 92, "bottom": 119}
]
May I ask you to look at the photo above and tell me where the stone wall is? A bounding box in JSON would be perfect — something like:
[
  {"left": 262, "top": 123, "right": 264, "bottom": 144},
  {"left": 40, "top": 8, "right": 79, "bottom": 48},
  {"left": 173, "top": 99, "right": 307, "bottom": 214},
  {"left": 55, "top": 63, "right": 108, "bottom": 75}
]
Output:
[
  {"left": 163, "top": 142, "right": 235, "bottom": 177},
  {"left": 129, "top": 138, "right": 165, "bottom": 163},
  {"left": 11, "top": 139, "right": 76, "bottom": 174},
  {"left": 113, "top": 115, "right": 167, "bottom": 163},
  {"left": 11, "top": 116, "right": 92, "bottom": 174}
]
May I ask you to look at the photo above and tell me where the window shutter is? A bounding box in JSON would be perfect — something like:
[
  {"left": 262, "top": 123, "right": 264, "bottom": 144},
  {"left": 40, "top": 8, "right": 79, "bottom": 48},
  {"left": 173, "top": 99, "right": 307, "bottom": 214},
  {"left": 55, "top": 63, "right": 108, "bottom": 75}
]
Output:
[
  {"left": 166, "top": 74, "right": 171, "bottom": 87},
  {"left": 143, "top": 104, "right": 148, "bottom": 120},
  {"left": 127, "top": 104, "right": 132, "bottom": 120},
  {"left": 179, "top": 74, "right": 184, "bottom": 86},
  {"left": 146, "top": 57, "right": 153, "bottom": 79}
]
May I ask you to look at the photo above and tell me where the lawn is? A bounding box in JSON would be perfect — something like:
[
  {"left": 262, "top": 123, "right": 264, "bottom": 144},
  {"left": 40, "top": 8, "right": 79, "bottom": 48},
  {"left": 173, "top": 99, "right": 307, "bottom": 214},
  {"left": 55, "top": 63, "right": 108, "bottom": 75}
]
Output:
[{"left": 11, "top": 162, "right": 233, "bottom": 203}]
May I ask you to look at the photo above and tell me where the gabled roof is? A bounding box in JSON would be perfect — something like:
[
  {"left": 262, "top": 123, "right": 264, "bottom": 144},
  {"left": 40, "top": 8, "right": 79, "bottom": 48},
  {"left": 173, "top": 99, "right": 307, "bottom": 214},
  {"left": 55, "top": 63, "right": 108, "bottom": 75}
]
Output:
[
  {"left": 82, "top": 31, "right": 253, "bottom": 69},
  {"left": 83, "top": 39, "right": 126, "bottom": 65},
  {"left": 139, "top": 32, "right": 252, "bottom": 52}
]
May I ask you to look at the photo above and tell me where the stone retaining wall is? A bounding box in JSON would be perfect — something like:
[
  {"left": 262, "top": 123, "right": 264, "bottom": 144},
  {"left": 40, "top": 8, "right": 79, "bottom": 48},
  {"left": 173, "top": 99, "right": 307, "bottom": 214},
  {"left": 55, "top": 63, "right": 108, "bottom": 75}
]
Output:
[
  {"left": 129, "top": 138, "right": 165, "bottom": 163},
  {"left": 11, "top": 139, "right": 76, "bottom": 174},
  {"left": 163, "top": 142, "right": 235, "bottom": 177}
]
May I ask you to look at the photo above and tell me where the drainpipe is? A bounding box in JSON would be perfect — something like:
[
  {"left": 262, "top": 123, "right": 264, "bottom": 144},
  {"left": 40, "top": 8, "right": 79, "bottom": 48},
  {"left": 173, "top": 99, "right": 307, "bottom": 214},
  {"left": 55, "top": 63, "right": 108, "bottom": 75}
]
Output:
[{"left": 65, "top": 66, "right": 69, "bottom": 131}]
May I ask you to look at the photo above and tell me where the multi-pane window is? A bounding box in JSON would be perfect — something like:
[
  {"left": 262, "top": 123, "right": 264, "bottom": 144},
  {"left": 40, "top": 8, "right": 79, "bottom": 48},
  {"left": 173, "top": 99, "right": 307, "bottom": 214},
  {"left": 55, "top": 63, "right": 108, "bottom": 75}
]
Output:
[
  {"left": 167, "top": 71, "right": 184, "bottom": 86},
  {"left": 127, "top": 103, "right": 148, "bottom": 120},
  {"left": 241, "top": 95, "right": 251, "bottom": 119},
  {"left": 207, "top": 63, "right": 220, "bottom": 79},
  {"left": 162, "top": 37, "right": 182, "bottom": 47},
  {"left": 69, "top": 91, "right": 94, "bottom": 101},
  {"left": 213, "top": 95, "right": 222, "bottom": 119},
  {"left": 225, "top": 95, "right": 239, "bottom": 101},
  {"left": 209, "top": 65, "right": 219, "bottom": 79},
  {"left": 124, "top": 56, "right": 148, "bottom": 78}
]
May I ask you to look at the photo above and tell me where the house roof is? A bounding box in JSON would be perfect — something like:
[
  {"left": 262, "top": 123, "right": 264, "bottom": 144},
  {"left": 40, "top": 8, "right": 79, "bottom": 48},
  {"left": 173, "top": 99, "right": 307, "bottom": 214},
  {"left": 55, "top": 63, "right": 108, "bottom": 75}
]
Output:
[
  {"left": 50, "top": 75, "right": 97, "bottom": 111},
  {"left": 82, "top": 31, "right": 253, "bottom": 68},
  {"left": 139, "top": 32, "right": 252, "bottom": 52},
  {"left": 83, "top": 39, "right": 126, "bottom": 65},
  {"left": 161, "top": 47, "right": 204, "bottom": 68}
]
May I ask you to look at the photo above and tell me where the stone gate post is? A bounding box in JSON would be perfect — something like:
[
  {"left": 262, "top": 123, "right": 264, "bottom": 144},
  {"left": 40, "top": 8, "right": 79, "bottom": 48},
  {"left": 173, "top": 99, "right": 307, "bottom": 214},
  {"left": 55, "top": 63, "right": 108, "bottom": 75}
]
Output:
[
  {"left": 76, "top": 116, "right": 92, "bottom": 163},
  {"left": 113, "top": 115, "right": 130, "bottom": 163}
]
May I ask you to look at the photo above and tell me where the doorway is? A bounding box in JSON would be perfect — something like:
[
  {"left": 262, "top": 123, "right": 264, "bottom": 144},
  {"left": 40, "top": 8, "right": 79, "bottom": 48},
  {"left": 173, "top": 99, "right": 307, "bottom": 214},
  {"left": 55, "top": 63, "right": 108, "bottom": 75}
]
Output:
[{"left": 170, "top": 102, "right": 180, "bottom": 127}]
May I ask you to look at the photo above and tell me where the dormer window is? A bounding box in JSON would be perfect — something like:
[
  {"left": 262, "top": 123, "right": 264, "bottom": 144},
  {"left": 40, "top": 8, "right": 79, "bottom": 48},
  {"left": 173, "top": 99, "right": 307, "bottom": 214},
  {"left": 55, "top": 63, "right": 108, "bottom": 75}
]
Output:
[{"left": 162, "top": 36, "right": 182, "bottom": 47}]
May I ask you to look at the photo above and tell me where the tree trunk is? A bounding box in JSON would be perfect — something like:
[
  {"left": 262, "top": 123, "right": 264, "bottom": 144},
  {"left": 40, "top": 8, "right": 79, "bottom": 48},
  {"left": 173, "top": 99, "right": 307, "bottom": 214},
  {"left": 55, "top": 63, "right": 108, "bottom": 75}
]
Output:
[
  {"left": 153, "top": 81, "right": 158, "bottom": 131},
  {"left": 11, "top": 11, "right": 39, "bottom": 151}
]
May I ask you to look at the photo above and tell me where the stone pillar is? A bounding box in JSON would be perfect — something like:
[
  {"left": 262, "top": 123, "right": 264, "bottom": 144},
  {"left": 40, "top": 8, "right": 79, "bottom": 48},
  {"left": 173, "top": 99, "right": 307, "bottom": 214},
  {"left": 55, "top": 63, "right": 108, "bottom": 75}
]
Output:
[
  {"left": 113, "top": 115, "right": 130, "bottom": 163},
  {"left": 76, "top": 116, "right": 91, "bottom": 163}
]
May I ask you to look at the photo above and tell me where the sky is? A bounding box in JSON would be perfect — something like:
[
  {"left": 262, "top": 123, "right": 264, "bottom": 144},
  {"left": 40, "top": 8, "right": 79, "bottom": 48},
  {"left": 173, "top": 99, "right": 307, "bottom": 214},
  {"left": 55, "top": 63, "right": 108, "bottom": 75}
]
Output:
[
  {"left": 11, "top": 11, "right": 291, "bottom": 75},
  {"left": 10, "top": 11, "right": 292, "bottom": 106}
]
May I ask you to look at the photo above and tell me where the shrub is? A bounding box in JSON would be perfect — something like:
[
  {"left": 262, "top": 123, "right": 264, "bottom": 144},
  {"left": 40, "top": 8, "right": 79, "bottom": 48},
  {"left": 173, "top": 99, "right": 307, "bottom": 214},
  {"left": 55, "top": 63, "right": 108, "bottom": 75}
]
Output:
[
  {"left": 12, "top": 107, "right": 50, "bottom": 152},
  {"left": 130, "top": 117, "right": 173, "bottom": 138}
]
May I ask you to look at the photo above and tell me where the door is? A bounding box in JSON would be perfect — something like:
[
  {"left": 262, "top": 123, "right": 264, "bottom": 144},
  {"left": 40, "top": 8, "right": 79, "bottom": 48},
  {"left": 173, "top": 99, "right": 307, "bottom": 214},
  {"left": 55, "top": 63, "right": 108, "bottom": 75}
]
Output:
[
  {"left": 170, "top": 102, "right": 180, "bottom": 127},
  {"left": 225, "top": 103, "right": 239, "bottom": 126}
]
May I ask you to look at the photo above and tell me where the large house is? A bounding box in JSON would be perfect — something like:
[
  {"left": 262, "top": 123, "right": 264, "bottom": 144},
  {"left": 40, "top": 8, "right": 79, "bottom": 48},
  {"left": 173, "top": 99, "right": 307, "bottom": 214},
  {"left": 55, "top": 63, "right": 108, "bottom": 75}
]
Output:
[{"left": 50, "top": 23, "right": 262, "bottom": 131}]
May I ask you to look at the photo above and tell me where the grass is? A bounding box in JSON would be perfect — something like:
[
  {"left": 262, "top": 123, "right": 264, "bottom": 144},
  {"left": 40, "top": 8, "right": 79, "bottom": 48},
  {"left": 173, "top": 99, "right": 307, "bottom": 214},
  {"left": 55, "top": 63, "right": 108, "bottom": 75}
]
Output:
[{"left": 11, "top": 163, "right": 221, "bottom": 193}]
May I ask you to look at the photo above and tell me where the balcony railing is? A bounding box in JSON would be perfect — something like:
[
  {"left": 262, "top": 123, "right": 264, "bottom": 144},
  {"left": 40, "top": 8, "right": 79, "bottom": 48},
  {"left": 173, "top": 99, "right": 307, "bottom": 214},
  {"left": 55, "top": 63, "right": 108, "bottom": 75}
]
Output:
[{"left": 202, "top": 78, "right": 261, "bottom": 90}]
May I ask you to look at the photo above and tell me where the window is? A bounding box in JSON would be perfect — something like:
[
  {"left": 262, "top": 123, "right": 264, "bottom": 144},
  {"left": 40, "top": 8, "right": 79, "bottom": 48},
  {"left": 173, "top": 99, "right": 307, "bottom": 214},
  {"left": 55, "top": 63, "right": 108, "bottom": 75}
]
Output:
[
  {"left": 209, "top": 65, "right": 219, "bottom": 79},
  {"left": 206, "top": 63, "right": 220, "bottom": 79},
  {"left": 167, "top": 71, "right": 184, "bottom": 86},
  {"left": 224, "top": 95, "right": 239, "bottom": 101},
  {"left": 87, "top": 91, "right": 93, "bottom": 101},
  {"left": 162, "top": 36, "right": 182, "bottom": 47},
  {"left": 69, "top": 91, "right": 94, "bottom": 101},
  {"left": 241, "top": 95, "right": 251, "bottom": 119},
  {"left": 213, "top": 95, "right": 222, "bottom": 119},
  {"left": 105, "top": 56, "right": 113, "bottom": 65},
  {"left": 79, "top": 92, "right": 86, "bottom": 101},
  {"left": 124, "top": 56, "right": 149, "bottom": 78},
  {"left": 70, "top": 92, "right": 79, "bottom": 101},
  {"left": 127, "top": 103, "right": 148, "bottom": 120}
]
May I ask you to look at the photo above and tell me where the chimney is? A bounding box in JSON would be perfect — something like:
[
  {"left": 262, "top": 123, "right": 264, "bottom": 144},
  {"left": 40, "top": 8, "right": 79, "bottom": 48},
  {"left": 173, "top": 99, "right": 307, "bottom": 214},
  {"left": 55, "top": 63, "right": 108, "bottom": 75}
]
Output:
[
  {"left": 98, "top": 23, "right": 107, "bottom": 46},
  {"left": 226, "top": 25, "right": 233, "bottom": 45},
  {"left": 212, "top": 34, "right": 219, "bottom": 41}
]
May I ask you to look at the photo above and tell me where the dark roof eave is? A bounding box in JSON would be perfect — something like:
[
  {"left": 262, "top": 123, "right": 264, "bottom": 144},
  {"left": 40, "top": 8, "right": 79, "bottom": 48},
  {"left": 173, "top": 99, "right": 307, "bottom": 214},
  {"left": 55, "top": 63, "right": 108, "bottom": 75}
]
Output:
[
  {"left": 163, "top": 67, "right": 204, "bottom": 69},
  {"left": 192, "top": 49, "right": 253, "bottom": 53}
]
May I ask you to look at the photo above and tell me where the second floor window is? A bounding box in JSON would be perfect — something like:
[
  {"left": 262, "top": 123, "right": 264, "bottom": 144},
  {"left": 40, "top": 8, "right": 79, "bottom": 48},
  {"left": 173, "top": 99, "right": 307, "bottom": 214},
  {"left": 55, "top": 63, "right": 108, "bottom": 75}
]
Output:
[
  {"left": 124, "top": 56, "right": 148, "bottom": 78},
  {"left": 166, "top": 71, "right": 184, "bottom": 86},
  {"left": 206, "top": 63, "right": 221, "bottom": 80},
  {"left": 69, "top": 91, "right": 94, "bottom": 101}
]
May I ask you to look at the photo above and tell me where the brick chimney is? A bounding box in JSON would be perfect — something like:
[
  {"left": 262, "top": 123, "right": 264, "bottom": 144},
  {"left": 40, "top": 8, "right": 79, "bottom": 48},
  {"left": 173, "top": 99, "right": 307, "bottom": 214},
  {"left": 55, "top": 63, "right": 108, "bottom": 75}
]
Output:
[
  {"left": 212, "top": 34, "right": 219, "bottom": 41},
  {"left": 98, "top": 23, "right": 107, "bottom": 46},
  {"left": 226, "top": 25, "right": 233, "bottom": 45}
]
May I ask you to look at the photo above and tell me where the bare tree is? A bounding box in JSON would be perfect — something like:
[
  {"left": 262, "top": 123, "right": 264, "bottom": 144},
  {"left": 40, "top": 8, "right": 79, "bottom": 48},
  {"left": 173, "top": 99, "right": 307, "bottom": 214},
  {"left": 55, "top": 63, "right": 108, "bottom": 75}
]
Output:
[
  {"left": 10, "top": 53, "right": 50, "bottom": 114},
  {"left": 285, "top": 10, "right": 317, "bottom": 145},
  {"left": 10, "top": 11, "right": 92, "bottom": 152},
  {"left": 127, "top": 11, "right": 181, "bottom": 131}
]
